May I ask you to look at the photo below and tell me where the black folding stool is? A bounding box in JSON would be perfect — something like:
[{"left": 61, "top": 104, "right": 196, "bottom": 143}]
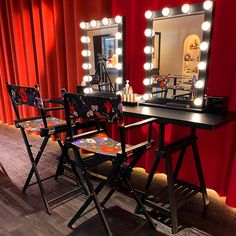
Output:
[
  {"left": 63, "top": 91, "right": 158, "bottom": 235},
  {"left": 6, "top": 83, "right": 87, "bottom": 214}
]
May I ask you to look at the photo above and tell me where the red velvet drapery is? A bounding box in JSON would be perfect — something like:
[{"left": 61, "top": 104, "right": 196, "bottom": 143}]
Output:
[
  {"left": 1, "top": 0, "right": 236, "bottom": 208},
  {"left": 111, "top": 0, "right": 236, "bottom": 208}
]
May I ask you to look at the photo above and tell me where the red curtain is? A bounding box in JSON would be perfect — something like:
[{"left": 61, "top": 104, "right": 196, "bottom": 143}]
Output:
[
  {"left": 0, "top": 0, "right": 111, "bottom": 123},
  {"left": 112, "top": 0, "right": 236, "bottom": 208}
]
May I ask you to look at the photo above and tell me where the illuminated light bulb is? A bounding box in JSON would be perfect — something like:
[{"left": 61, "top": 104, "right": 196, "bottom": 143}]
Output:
[
  {"left": 194, "top": 98, "right": 203, "bottom": 106},
  {"left": 115, "top": 32, "right": 122, "bottom": 40},
  {"left": 116, "top": 63, "right": 122, "bottom": 70},
  {"left": 198, "top": 61, "right": 206, "bottom": 70},
  {"left": 82, "top": 63, "right": 92, "bottom": 70},
  {"left": 144, "top": 29, "right": 154, "bottom": 37},
  {"left": 203, "top": 0, "right": 213, "bottom": 10},
  {"left": 115, "top": 15, "right": 122, "bottom": 24},
  {"left": 83, "top": 75, "right": 92, "bottom": 82},
  {"left": 143, "top": 63, "right": 153, "bottom": 70},
  {"left": 143, "top": 93, "right": 151, "bottom": 100},
  {"left": 143, "top": 78, "right": 151, "bottom": 86},
  {"left": 201, "top": 21, "right": 211, "bottom": 31},
  {"left": 116, "top": 77, "right": 122, "bottom": 84},
  {"left": 200, "top": 42, "right": 209, "bottom": 51},
  {"left": 90, "top": 20, "right": 97, "bottom": 27},
  {"left": 102, "top": 17, "right": 109, "bottom": 25},
  {"left": 195, "top": 80, "right": 204, "bottom": 89},
  {"left": 145, "top": 10, "right": 153, "bottom": 19},
  {"left": 84, "top": 87, "right": 93, "bottom": 94},
  {"left": 162, "top": 7, "right": 171, "bottom": 16},
  {"left": 115, "top": 48, "right": 122, "bottom": 55},
  {"left": 81, "top": 36, "right": 90, "bottom": 43},
  {"left": 81, "top": 50, "right": 91, "bottom": 57},
  {"left": 181, "top": 4, "right": 191, "bottom": 13},
  {"left": 80, "top": 22, "right": 87, "bottom": 29},
  {"left": 144, "top": 46, "right": 154, "bottom": 54}
]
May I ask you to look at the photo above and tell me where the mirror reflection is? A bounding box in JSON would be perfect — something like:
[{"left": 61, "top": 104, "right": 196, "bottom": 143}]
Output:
[
  {"left": 80, "top": 16, "right": 124, "bottom": 93},
  {"left": 144, "top": 1, "right": 214, "bottom": 109}
]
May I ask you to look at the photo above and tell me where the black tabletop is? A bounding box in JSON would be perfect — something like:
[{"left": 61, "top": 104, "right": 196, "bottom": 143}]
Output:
[{"left": 123, "top": 104, "right": 236, "bottom": 130}]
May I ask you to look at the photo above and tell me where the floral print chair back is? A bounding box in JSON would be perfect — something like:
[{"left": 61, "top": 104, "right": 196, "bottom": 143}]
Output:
[{"left": 63, "top": 91, "right": 158, "bottom": 235}]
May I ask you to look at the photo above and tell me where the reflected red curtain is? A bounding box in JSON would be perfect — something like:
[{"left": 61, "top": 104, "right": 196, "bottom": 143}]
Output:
[
  {"left": 0, "top": 0, "right": 111, "bottom": 124},
  {"left": 112, "top": 0, "right": 236, "bottom": 208}
]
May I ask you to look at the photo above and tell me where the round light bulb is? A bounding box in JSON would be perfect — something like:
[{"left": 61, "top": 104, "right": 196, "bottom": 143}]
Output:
[
  {"left": 115, "top": 15, "right": 122, "bottom": 24},
  {"left": 81, "top": 50, "right": 91, "bottom": 57},
  {"left": 201, "top": 21, "right": 211, "bottom": 31},
  {"left": 144, "top": 46, "right": 154, "bottom": 54},
  {"left": 198, "top": 61, "right": 206, "bottom": 70},
  {"left": 115, "top": 32, "right": 122, "bottom": 40},
  {"left": 83, "top": 75, "right": 92, "bottom": 82},
  {"left": 81, "top": 36, "right": 90, "bottom": 43},
  {"left": 80, "top": 22, "right": 87, "bottom": 29},
  {"left": 90, "top": 20, "right": 97, "bottom": 28},
  {"left": 82, "top": 63, "right": 92, "bottom": 70},
  {"left": 116, "top": 77, "right": 122, "bottom": 84},
  {"left": 115, "top": 48, "right": 122, "bottom": 55},
  {"left": 102, "top": 17, "right": 109, "bottom": 25},
  {"left": 144, "top": 29, "right": 154, "bottom": 37},
  {"left": 200, "top": 42, "right": 209, "bottom": 51},
  {"left": 143, "top": 63, "right": 153, "bottom": 70},
  {"left": 84, "top": 87, "right": 93, "bottom": 94},
  {"left": 181, "top": 4, "right": 191, "bottom": 14},
  {"left": 145, "top": 10, "right": 153, "bottom": 19},
  {"left": 203, "top": 1, "right": 213, "bottom": 10},
  {"left": 143, "top": 93, "right": 151, "bottom": 100},
  {"left": 143, "top": 78, "right": 151, "bottom": 86},
  {"left": 195, "top": 80, "right": 204, "bottom": 89},
  {"left": 115, "top": 63, "right": 122, "bottom": 70},
  {"left": 194, "top": 98, "right": 203, "bottom": 106},
  {"left": 162, "top": 7, "right": 171, "bottom": 17}
]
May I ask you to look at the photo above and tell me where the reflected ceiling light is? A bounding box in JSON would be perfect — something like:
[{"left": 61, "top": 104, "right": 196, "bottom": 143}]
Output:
[
  {"left": 115, "top": 48, "right": 122, "bottom": 55},
  {"left": 90, "top": 20, "right": 97, "bottom": 27},
  {"left": 102, "top": 17, "right": 109, "bottom": 26},
  {"left": 200, "top": 42, "right": 209, "bottom": 51},
  {"left": 115, "top": 32, "right": 122, "bottom": 40},
  {"left": 195, "top": 80, "right": 204, "bottom": 89},
  {"left": 116, "top": 77, "right": 122, "bottom": 84},
  {"left": 81, "top": 50, "right": 91, "bottom": 57},
  {"left": 203, "top": 1, "right": 213, "bottom": 10},
  {"left": 145, "top": 10, "right": 153, "bottom": 19},
  {"left": 80, "top": 22, "right": 87, "bottom": 29},
  {"left": 84, "top": 87, "right": 93, "bottom": 94},
  {"left": 81, "top": 36, "right": 90, "bottom": 43},
  {"left": 143, "top": 63, "right": 153, "bottom": 70},
  {"left": 198, "top": 61, "right": 206, "bottom": 70},
  {"left": 82, "top": 63, "right": 92, "bottom": 70},
  {"left": 83, "top": 75, "right": 92, "bottom": 82},
  {"left": 201, "top": 21, "right": 211, "bottom": 31},
  {"left": 144, "top": 46, "right": 154, "bottom": 54},
  {"left": 143, "top": 93, "right": 151, "bottom": 100},
  {"left": 194, "top": 98, "right": 203, "bottom": 106},
  {"left": 115, "top": 15, "right": 122, "bottom": 24},
  {"left": 116, "top": 63, "right": 122, "bottom": 70},
  {"left": 162, "top": 7, "right": 171, "bottom": 16},
  {"left": 181, "top": 4, "right": 191, "bottom": 13},
  {"left": 143, "top": 78, "right": 151, "bottom": 86},
  {"left": 144, "top": 29, "right": 154, "bottom": 37}
]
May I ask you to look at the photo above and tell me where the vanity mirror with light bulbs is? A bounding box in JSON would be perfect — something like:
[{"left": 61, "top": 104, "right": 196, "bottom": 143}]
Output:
[
  {"left": 143, "top": 1, "right": 215, "bottom": 110},
  {"left": 79, "top": 16, "right": 125, "bottom": 94}
]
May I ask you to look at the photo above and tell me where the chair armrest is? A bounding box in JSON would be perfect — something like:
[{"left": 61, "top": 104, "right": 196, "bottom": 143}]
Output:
[
  {"left": 43, "top": 106, "right": 64, "bottom": 112},
  {"left": 42, "top": 98, "right": 64, "bottom": 105},
  {"left": 124, "top": 117, "right": 158, "bottom": 130}
]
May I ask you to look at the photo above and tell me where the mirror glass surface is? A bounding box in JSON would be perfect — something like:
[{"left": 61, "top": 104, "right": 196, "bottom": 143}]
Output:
[
  {"left": 144, "top": 2, "right": 214, "bottom": 109},
  {"left": 80, "top": 17, "right": 124, "bottom": 93}
]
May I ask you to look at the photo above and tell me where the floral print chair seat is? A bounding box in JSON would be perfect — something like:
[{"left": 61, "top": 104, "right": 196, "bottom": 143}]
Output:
[{"left": 63, "top": 91, "right": 158, "bottom": 235}]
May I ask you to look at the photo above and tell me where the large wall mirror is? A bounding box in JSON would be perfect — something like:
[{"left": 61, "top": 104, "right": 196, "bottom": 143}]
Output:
[
  {"left": 143, "top": 1, "right": 215, "bottom": 110},
  {"left": 79, "top": 16, "right": 125, "bottom": 93}
]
